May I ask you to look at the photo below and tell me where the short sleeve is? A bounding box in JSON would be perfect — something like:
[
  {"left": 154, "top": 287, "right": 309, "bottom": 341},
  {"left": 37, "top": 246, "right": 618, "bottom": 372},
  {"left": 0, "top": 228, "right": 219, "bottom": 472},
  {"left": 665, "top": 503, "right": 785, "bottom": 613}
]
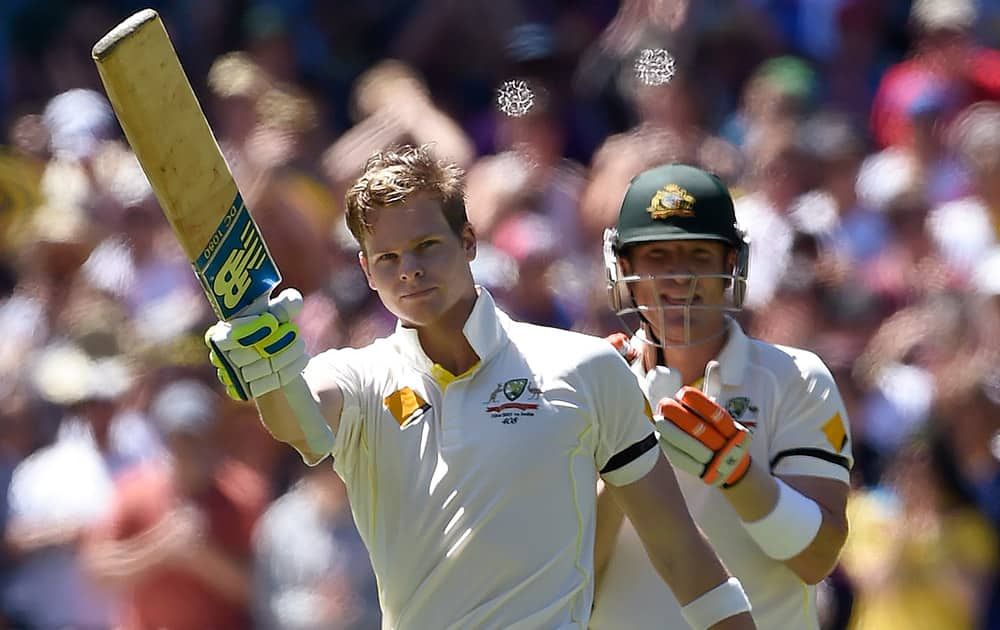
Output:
[
  {"left": 769, "top": 351, "right": 854, "bottom": 485},
  {"left": 585, "top": 346, "right": 660, "bottom": 487},
  {"left": 303, "top": 347, "right": 367, "bottom": 470}
]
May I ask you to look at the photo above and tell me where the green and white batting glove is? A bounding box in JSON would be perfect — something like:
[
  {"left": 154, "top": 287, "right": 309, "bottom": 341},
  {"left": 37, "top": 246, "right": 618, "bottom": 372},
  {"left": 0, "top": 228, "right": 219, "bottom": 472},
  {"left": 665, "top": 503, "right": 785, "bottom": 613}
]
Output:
[{"left": 205, "top": 288, "right": 308, "bottom": 401}]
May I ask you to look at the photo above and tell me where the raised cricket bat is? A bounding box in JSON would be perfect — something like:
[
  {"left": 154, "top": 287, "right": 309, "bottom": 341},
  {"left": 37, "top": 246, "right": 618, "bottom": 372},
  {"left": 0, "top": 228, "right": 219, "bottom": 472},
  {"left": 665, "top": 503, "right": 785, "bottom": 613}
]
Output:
[
  {"left": 93, "top": 9, "right": 326, "bottom": 437},
  {"left": 92, "top": 8, "right": 277, "bottom": 321}
]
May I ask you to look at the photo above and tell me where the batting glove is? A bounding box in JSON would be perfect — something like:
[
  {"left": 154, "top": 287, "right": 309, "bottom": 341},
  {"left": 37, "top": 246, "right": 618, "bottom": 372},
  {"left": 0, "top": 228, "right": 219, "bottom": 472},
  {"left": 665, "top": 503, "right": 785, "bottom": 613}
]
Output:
[
  {"left": 654, "top": 383, "right": 752, "bottom": 489},
  {"left": 205, "top": 288, "right": 308, "bottom": 401}
]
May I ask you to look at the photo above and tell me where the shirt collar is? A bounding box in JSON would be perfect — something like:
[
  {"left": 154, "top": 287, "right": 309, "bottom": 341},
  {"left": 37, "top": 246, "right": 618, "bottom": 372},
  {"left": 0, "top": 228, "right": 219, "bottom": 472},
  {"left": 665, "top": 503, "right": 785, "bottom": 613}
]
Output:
[
  {"left": 391, "top": 287, "right": 508, "bottom": 372},
  {"left": 715, "top": 318, "right": 750, "bottom": 386}
]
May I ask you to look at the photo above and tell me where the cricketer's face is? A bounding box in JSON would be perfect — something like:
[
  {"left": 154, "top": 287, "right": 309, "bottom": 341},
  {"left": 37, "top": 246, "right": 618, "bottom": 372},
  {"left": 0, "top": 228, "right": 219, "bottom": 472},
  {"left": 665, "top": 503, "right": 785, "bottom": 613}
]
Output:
[
  {"left": 621, "top": 239, "right": 733, "bottom": 345},
  {"left": 360, "top": 196, "right": 477, "bottom": 329}
]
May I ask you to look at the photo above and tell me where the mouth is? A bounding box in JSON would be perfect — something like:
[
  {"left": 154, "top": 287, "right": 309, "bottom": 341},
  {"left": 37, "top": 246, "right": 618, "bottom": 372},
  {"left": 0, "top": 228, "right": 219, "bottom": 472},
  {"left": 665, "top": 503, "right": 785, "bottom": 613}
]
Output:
[
  {"left": 659, "top": 294, "right": 699, "bottom": 306},
  {"left": 401, "top": 287, "right": 437, "bottom": 300}
]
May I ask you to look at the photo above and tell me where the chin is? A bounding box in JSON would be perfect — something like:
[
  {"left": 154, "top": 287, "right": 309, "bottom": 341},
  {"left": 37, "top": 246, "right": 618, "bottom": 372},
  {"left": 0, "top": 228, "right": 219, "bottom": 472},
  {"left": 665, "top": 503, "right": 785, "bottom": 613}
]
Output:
[{"left": 392, "top": 301, "right": 447, "bottom": 328}]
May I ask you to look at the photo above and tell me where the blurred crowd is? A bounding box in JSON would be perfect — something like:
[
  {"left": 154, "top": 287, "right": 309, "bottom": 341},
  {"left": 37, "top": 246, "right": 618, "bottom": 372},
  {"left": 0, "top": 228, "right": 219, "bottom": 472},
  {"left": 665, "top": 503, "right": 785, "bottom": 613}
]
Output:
[{"left": 1, "top": 0, "right": 1000, "bottom": 628}]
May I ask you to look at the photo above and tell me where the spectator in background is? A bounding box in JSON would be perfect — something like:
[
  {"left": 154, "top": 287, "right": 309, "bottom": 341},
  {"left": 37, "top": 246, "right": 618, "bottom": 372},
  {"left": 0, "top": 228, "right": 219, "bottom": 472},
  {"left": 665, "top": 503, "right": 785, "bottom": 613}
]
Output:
[
  {"left": 4, "top": 1, "right": 1000, "bottom": 627},
  {"left": 841, "top": 433, "right": 998, "bottom": 630},
  {"left": 322, "top": 58, "right": 474, "bottom": 196},
  {"left": 928, "top": 102, "right": 1000, "bottom": 275},
  {"left": 490, "top": 211, "right": 575, "bottom": 329},
  {"left": 870, "top": 0, "right": 1000, "bottom": 149},
  {"left": 83, "top": 379, "right": 268, "bottom": 630},
  {"left": 791, "top": 110, "right": 887, "bottom": 266},
  {"left": 253, "top": 465, "right": 379, "bottom": 630},
  {"left": 2, "top": 342, "right": 136, "bottom": 630}
]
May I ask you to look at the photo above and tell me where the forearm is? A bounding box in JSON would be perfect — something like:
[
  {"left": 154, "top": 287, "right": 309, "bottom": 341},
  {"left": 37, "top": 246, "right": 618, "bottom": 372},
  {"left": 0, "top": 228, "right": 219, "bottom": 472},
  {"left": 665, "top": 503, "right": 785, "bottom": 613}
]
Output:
[
  {"left": 254, "top": 379, "right": 332, "bottom": 465},
  {"left": 594, "top": 480, "right": 626, "bottom": 592},
  {"left": 640, "top": 529, "right": 755, "bottom": 629},
  {"left": 723, "top": 465, "right": 848, "bottom": 584},
  {"left": 613, "top": 459, "right": 737, "bottom": 604},
  {"left": 638, "top": 513, "right": 732, "bottom": 604}
]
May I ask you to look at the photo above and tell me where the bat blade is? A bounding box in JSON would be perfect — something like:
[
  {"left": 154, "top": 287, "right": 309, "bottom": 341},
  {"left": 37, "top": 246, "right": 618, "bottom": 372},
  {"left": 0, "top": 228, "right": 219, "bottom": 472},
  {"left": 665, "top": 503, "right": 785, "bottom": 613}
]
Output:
[{"left": 93, "top": 9, "right": 279, "bottom": 321}]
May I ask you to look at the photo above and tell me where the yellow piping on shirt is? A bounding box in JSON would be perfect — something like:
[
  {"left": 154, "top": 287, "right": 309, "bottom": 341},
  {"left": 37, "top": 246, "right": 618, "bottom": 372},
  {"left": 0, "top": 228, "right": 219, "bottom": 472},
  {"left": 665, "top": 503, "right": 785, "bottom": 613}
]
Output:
[
  {"left": 799, "top": 579, "right": 812, "bottom": 624},
  {"left": 568, "top": 424, "right": 592, "bottom": 625}
]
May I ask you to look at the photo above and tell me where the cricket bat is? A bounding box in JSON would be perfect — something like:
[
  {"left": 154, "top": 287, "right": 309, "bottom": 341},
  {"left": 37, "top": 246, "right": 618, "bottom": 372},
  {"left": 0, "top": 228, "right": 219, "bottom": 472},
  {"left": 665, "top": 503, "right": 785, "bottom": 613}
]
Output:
[{"left": 93, "top": 9, "right": 327, "bottom": 439}]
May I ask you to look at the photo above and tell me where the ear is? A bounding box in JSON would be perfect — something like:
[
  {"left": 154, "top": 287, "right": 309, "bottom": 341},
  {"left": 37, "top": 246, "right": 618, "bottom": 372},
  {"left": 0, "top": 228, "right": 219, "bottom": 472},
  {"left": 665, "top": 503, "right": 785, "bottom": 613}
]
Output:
[
  {"left": 725, "top": 247, "right": 738, "bottom": 271},
  {"left": 358, "top": 251, "right": 376, "bottom": 290},
  {"left": 723, "top": 248, "right": 738, "bottom": 287},
  {"left": 461, "top": 223, "right": 477, "bottom": 262},
  {"left": 618, "top": 252, "right": 634, "bottom": 276}
]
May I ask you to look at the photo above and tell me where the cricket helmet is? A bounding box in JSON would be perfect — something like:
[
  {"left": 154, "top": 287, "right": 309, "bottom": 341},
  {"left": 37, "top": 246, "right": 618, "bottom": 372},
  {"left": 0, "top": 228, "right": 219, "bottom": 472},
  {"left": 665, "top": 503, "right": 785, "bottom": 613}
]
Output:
[{"left": 604, "top": 163, "right": 749, "bottom": 346}]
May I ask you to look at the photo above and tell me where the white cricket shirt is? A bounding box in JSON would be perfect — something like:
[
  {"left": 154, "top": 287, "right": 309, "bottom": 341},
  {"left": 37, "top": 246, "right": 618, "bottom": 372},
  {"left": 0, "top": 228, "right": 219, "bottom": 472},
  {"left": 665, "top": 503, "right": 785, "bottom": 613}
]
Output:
[
  {"left": 304, "top": 289, "right": 659, "bottom": 630},
  {"left": 590, "top": 319, "right": 853, "bottom": 630}
]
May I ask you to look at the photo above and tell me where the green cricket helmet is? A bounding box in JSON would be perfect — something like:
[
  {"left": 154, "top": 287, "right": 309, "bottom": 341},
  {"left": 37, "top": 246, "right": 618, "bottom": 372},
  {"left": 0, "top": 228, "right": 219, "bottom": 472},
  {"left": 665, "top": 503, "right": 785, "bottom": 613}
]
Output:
[{"left": 603, "top": 163, "right": 750, "bottom": 347}]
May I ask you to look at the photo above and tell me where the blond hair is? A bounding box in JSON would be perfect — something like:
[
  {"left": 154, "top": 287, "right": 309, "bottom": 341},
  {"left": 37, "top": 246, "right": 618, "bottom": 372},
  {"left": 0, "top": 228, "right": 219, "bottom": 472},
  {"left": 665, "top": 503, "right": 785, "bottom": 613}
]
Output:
[{"left": 345, "top": 144, "right": 467, "bottom": 251}]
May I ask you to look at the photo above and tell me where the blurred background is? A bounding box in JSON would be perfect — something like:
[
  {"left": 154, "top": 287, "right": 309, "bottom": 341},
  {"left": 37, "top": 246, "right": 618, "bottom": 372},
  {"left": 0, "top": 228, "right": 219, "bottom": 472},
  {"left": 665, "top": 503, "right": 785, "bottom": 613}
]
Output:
[{"left": 1, "top": 0, "right": 1000, "bottom": 628}]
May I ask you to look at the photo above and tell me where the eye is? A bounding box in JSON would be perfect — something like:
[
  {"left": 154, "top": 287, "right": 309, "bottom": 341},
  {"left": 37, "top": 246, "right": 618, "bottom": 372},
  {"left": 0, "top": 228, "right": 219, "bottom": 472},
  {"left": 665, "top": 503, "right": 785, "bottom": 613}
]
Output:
[
  {"left": 376, "top": 252, "right": 398, "bottom": 263},
  {"left": 417, "top": 239, "right": 438, "bottom": 250}
]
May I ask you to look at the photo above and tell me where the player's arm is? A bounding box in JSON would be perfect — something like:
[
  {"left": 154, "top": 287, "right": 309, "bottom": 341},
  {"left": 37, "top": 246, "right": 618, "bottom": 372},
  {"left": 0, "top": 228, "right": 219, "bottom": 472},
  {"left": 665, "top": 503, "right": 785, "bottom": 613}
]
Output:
[
  {"left": 606, "top": 457, "right": 755, "bottom": 629},
  {"left": 593, "top": 479, "right": 626, "bottom": 593},
  {"left": 253, "top": 378, "right": 344, "bottom": 465},
  {"left": 592, "top": 349, "right": 754, "bottom": 629},
  {"left": 721, "top": 467, "right": 848, "bottom": 584},
  {"left": 654, "top": 359, "right": 852, "bottom": 585},
  {"left": 206, "top": 289, "right": 342, "bottom": 465}
]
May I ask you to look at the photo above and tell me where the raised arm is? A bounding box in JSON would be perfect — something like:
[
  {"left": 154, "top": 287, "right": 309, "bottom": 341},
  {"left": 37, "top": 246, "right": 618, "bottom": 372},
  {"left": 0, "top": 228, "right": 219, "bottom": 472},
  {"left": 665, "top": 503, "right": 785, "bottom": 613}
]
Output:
[{"left": 206, "top": 288, "right": 343, "bottom": 465}]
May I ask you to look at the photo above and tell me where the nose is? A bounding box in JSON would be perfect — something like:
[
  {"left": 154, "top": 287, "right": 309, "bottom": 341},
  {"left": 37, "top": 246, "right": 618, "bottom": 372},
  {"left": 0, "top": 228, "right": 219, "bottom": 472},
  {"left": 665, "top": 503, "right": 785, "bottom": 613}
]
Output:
[{"left": 398, "top": 252, "right": 424, "bottom": 282}]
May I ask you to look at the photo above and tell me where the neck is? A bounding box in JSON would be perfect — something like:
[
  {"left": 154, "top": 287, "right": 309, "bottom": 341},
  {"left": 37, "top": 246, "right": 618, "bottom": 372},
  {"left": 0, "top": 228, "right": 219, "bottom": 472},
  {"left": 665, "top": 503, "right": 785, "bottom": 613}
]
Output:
[
  {"left": 416, "top": 290, "right": 479, "bottom": 374},
  {"left": 644, "top": 325, "right": 729, "bottom": 386}
]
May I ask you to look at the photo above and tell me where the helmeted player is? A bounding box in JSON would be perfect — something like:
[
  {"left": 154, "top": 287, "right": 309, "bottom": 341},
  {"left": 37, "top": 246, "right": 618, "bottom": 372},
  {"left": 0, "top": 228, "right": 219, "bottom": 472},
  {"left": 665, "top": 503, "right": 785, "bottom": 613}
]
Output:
[
  {"left": 591, "top": 163, "right": 853, "bottom": 629},
  {"left": 204, "top": 146, "right": 756, "bottom": 629}
]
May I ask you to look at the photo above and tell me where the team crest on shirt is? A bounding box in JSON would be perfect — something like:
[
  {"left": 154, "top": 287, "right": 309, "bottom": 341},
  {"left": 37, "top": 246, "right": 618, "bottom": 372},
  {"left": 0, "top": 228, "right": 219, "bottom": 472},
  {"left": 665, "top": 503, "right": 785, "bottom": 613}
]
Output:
[
  {"left": 485, "top": 378, "right": 542, "bottom": 424},
  {"left": 725, "top": 397, "right": 758, "bottom": 430}
]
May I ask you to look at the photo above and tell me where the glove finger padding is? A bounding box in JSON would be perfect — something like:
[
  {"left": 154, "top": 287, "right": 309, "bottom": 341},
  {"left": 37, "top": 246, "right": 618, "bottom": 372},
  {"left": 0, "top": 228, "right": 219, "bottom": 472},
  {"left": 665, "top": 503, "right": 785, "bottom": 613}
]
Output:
[
  {"left": 676, "top": 386, "right": 738, "bottom": 437},
  {"left": 645, "top": 366, "right": 682, "bottom": 405},
  {"left": 706, "top": 432, "right": 751, "bottom": 487},
  {"left": 656, "top": 390, "right": 752, "bottom": 488},
  {"left": 203, "top": 291, "right": 308, "bottom": 402},
  {"left": 654, "top": 419, "right": 715, "bottom": 463},
  {"left": 230, "top": 313, "right": 299, "bottom": 357},
  {"left": 240, "top": 340, "right": 308, "bottom": 383},
  {"left": 657, "top": 435, "right": 710, "bottom": 480},
  {"left": 657, "top": 398, "right": 726, "bottom": 451}
]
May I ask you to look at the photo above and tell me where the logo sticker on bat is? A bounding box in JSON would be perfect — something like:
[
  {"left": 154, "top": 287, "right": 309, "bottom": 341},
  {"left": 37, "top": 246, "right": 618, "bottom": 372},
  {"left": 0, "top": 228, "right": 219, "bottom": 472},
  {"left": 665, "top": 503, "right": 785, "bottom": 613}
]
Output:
[{"left": 195, "top": 193, "right": 280, "bottom": 319}]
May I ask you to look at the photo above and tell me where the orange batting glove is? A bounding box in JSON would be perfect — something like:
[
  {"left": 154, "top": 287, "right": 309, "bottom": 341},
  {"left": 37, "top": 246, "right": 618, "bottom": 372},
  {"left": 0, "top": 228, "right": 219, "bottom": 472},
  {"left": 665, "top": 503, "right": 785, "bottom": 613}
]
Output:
[{"left": 655, "top": 386, "right": 752, "bottom": 488}]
